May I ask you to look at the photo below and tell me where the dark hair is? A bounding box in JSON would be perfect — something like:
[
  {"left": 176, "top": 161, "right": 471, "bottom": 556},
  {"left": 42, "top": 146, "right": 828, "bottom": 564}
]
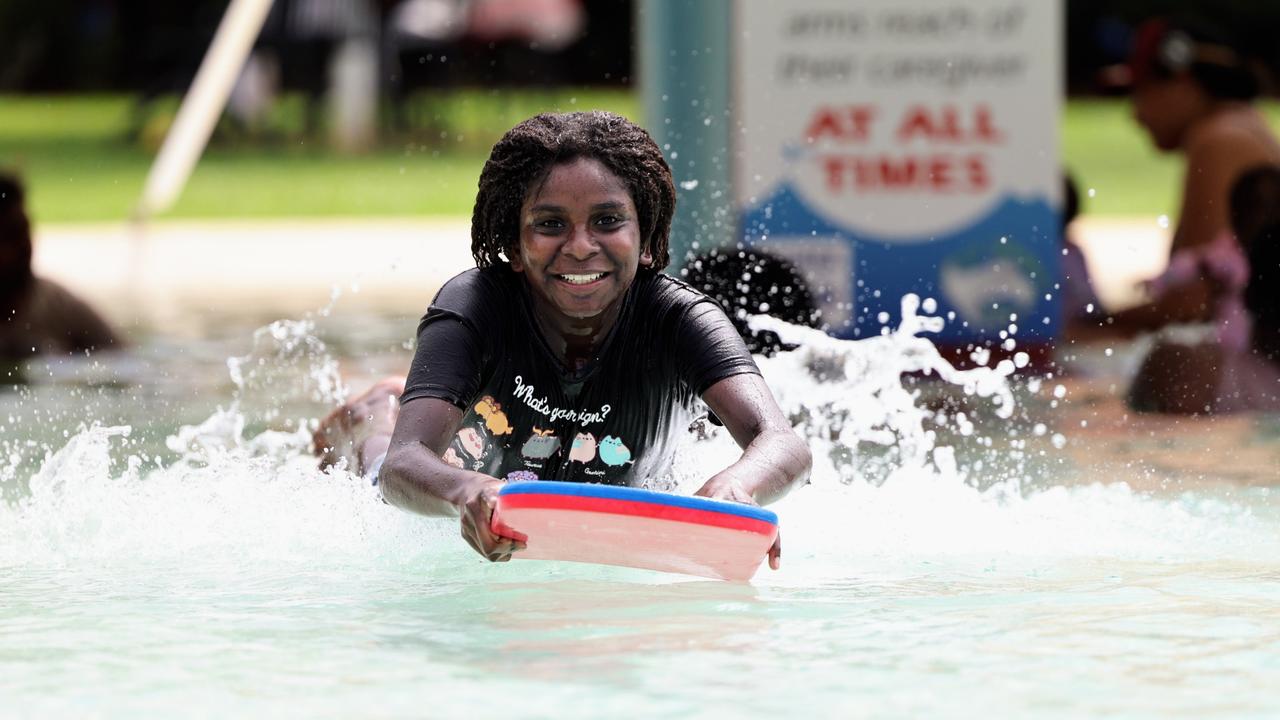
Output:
[
  {"left": 1247, "top": 229, "right": 1280, "bottom": 361},
  {"left": 1230, "top": 164, "right": 1280, "bottom": 249},
  {"left": 0, "top": 171, "right": 34, "bottom": 307},
  {"left": 470, "top": 111, "right": 676, "bottom": 271},
  {"left": 1133, "top": 17, "right": 1261, "bottom": 100},
  {"left": 1231, "top": 165, "right": 1280, "bottom": 359}
]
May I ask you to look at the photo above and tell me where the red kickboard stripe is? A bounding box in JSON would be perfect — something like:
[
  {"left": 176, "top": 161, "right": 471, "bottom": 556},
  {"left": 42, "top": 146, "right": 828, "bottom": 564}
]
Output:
[{"left": 498, "top": 493, "right": 777, "bottom": 536}]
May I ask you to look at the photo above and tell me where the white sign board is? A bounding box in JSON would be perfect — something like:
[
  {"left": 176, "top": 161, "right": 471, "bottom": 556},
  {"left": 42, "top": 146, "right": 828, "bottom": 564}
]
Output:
[{"left": 734, "top": 0, "right": 1062, "bottom": 341}]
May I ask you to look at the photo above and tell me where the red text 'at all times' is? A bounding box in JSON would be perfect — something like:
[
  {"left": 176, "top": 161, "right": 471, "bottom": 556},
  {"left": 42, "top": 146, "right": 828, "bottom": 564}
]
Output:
[{"left": 805, "top": 104, "right": 1005, "bottom": 194}]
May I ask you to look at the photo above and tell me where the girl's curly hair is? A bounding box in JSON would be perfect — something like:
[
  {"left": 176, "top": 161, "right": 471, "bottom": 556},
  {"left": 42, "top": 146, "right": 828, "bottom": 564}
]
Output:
[{"left": 470, "top": 111, "right": 676, "bottom": 271}]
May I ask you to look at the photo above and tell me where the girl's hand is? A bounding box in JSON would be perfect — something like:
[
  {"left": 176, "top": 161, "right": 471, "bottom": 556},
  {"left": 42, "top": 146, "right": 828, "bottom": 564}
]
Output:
[
  {"left": 459, "top": 477, "right": 526, "bottom": 562},
  {"left": 695, "top": 474, "right": 782, "bottom": 571}
]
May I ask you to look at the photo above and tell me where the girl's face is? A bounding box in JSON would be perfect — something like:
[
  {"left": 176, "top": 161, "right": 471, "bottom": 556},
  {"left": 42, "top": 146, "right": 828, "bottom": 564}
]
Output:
[{"left": 511, "top": 157, "right": 651, "bottom": 322}]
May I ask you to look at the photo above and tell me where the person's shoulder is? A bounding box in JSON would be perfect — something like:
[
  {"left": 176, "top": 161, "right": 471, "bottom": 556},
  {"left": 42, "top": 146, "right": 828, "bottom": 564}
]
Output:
[
  {"left": 21, "top": 276, "right": 120, "bottom": 350},
  {"left": 26, "top": 277, "right": 91, "bottom": 315},
  {"left": 433, "top": 265, "right": 519, "bottom": 306},
  {"left": 635, "top": 270, "right": 715, "bottom": 311},
  {"left": 1186, "top": 106, "right": 1280, "bottom": 163},
  {"left": 629, "top": 271, "right": 738, "bottom": 342}
]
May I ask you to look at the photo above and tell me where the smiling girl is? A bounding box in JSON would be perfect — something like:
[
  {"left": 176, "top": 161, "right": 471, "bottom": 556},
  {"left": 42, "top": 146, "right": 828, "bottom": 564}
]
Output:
[{"left": 314, "top": 111, "right": 811, "bottom": 565}]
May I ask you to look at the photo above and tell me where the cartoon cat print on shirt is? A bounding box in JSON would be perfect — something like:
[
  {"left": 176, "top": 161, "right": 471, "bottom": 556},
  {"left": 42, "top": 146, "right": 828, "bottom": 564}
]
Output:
[
  {"left": 598, "top": 436, "right": 632, "bottom": 467},
  {"left": 569, "top": 432, "right": 597, "bottom": 463},
  {"left": 474, "top": 396, "right": 514, "bottom": 436},
  {"left": 521, "top": 426, "right": 562, "bottom": 460}
]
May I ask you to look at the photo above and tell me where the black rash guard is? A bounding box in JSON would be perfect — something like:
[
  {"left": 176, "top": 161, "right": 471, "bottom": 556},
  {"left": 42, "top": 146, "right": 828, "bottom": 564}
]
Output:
[{"left": 401, "top": 264, "right": 760, "bottom": 487}]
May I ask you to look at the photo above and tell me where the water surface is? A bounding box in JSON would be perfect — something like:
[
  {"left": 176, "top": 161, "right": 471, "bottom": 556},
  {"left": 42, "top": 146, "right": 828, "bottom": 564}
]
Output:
[{"left": 2, "top": 307, "right": 1278, "bottom": 718}]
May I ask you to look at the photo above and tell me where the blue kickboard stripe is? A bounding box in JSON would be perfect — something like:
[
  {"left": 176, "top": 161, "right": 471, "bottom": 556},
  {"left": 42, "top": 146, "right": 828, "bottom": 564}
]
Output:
[{"left": 499, "top": 480, "right": 778, "bottom": 525}]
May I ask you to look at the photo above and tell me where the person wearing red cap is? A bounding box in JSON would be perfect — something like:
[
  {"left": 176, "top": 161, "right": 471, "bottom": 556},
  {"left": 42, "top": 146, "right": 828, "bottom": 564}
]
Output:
[{"left": 1094, "top": 18, "right": 1280, "bottom": 412}]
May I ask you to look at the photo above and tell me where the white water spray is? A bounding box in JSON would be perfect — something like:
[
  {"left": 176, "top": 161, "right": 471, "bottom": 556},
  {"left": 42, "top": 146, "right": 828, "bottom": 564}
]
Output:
[{"left": 2, "top": 298, "right": 1276, "bottom": 575}]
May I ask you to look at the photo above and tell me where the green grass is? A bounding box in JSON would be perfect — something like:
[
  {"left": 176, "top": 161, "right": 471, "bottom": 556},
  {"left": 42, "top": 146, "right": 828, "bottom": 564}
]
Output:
[
  {"left": 1060, "top": 100, "right": 1182, "bottom": 218},
  {"left": 1062, "top": 100, "right": 1280, "bottom": 218},
  {"left": 3, "top": 93, "right": 1278, "bottom": 222},
  {"left": 0, "top": 91, "right": 639, "bottom": 222}
]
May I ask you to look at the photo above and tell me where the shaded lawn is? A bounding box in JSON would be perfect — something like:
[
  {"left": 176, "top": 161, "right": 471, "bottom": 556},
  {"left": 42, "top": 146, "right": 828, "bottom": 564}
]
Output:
[
  {"left": 1059, "top": 99, "right": 1179, "bottom": 220},
  {"left": 3, "top": 93, "right": 1278, "bottom": 222},
  {"left": 0, "top": 91, "right": 638, "bottom": 222}
]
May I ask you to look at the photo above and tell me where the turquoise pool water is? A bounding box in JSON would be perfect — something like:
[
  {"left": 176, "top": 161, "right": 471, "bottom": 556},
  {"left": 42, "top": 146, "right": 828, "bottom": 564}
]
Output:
[{"left": 2, "top": 308, "right": 1279, "bottom": 718}]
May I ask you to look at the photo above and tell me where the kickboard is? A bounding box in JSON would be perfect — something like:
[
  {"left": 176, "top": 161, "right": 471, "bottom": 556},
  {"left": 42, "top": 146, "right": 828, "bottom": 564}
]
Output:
[{"left": 490, "top": 480, "right": 778, "bottom": 582}]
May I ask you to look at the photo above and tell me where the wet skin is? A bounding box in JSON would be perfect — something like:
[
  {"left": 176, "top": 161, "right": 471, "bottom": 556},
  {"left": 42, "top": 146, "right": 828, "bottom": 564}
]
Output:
[
  {"left": 1132, "top": 75, "right": 1204, "bottom": 152},
  {"left": 321, "top": 154, "right": 810, "bottom": 568}
]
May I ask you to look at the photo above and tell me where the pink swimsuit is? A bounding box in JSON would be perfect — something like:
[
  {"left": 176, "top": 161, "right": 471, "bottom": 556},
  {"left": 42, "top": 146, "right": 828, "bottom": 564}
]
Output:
[
  {"left": 1145, "top": 231, "right": 1280, "bottom": 411},
  {"left": 1145, "top": 230, "right": 1252, "bottom": 352}
]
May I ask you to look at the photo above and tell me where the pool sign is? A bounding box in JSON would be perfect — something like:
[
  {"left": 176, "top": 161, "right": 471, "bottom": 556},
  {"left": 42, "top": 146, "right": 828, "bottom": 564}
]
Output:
[{"left": 733, "top": 0, "right": 1061, "bottom": 342}]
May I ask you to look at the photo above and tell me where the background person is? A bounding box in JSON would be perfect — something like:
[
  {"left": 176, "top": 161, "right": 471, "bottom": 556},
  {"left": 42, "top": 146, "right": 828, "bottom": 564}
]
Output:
[
  {"left": 0, "top": 172, "right": 121, "bottom": 365},
  {"left": 1093, "top": 17, "right": 1280, "bottom": 411},
  {"left": 1127, "top": 165, "right": 1280, "bottom": 413},
  {"left": 1110, "top": 17, "right": 1280, "bottom": 332}
]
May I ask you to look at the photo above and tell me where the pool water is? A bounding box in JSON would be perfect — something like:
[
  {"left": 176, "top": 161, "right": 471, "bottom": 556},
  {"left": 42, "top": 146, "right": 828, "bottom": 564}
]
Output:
[{"left": 2, "top": 303, "right": 1279, "bottom": 718}]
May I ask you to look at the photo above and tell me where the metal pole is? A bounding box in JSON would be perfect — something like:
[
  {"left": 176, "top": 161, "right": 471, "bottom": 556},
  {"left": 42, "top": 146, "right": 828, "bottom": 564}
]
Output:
[
  {"left": 135, "top": 0, "right": 275, "bottom": 219},
  {"left": 638, "top": 0, "right": 733, "bottom": 268}
]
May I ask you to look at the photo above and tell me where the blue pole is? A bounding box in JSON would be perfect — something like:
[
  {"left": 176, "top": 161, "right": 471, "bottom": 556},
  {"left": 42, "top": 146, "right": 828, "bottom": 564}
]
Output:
[{"left": 638, "top": 0, "right": 734, "bottom": 269}]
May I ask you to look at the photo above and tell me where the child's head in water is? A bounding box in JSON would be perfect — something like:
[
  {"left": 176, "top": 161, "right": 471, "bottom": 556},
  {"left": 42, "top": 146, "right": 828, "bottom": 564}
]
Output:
[{"left": 681, "top": 247, "right": 820, "bottom": 356}]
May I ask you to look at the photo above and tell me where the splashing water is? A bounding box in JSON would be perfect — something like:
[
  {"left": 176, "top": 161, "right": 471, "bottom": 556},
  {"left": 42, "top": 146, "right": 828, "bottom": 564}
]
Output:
[
  {"left": 749, "top": 294, "right": 1016, "bottom": 484},
  {"left": 225, "top": 317, "right": 347, "bottom": 424},
  {"left": 2, "top": 299, "right": 1278, "bottom": 717}
]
